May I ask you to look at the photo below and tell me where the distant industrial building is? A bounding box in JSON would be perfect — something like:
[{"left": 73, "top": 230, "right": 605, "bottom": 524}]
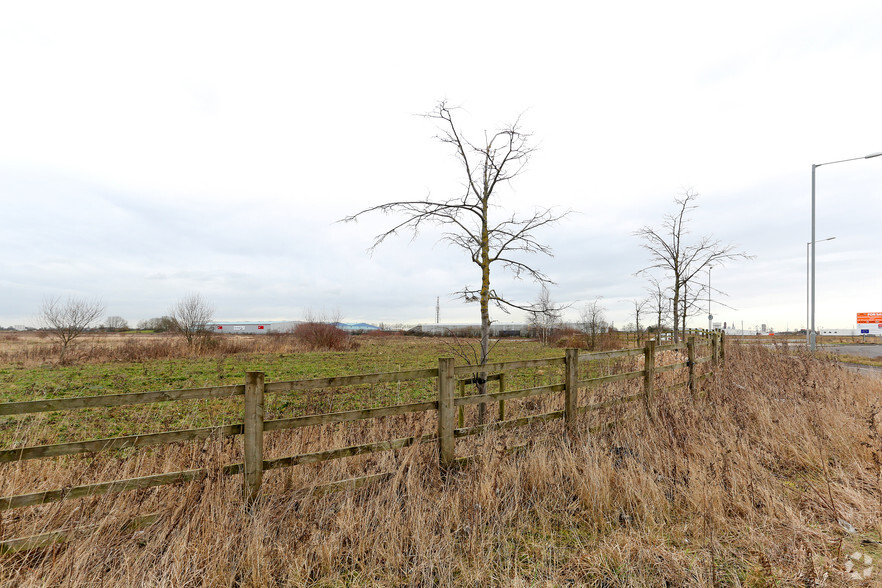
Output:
[
  {"left": 210, "top": 321, "right": 298, "bottom": 334},
  {"left": 210, "top": 321, "right": 380, "bottom": 334},
  {"left": 336, "top": 322, "right": 381, "bottom": 332},
  {"left": 408, "top": 323, "right": 531, "bottom": 337}
]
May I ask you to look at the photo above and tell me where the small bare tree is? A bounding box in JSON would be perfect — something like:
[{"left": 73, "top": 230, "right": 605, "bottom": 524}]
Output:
[
  {"left": 635, "top": 190, "right": 750, "bottom": 342},
  {"left": 343, "top": 101, "right": 569, "bottom": 421},
  {"left": 644, "top": 274, "right": 671, "bottom": 337},
  {"left": 579, "top": 298, "right": 607, "bottom": 351},
  {"left": 527, "top": 285, "right": 562, "bottom": 344},
  {"left": 39, "top": 296, "right": 105, "bottom": 362},
  {"left": 631, "top": 296, "right": 650, "bottom": 344},
  {"left": 169, "top": 294, "right": 214, "bottom": 350}
]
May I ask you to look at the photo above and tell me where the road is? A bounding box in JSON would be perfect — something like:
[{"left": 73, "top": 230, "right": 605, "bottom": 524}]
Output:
[
  {"left": 816, "top": 344, "right": 882, "bottom": 359},
  {"left": 815, "top": 344, "right": 882, "bottom": 379}
]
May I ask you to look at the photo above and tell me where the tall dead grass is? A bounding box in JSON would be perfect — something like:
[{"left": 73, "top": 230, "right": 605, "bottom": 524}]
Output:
[
  {"left": 3, "top": 344, "right": 882, "bottom": 586},
  {"left": 0, "top": 332, "right": 317, "bottom": 366}
]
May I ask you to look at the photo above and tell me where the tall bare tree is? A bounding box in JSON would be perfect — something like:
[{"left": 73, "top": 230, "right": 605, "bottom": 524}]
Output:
[
  {"left": 343, "top": 101, "right": 569, "bottom": 368},
  {"left": 635, "top": 190, "right": 749, "bottom": 342},
  {"left": 39, "top": 296, "right": 105, "bottom": 362},
  {"left": 169, "top": 293, "right": 215, "bottom": 350}
]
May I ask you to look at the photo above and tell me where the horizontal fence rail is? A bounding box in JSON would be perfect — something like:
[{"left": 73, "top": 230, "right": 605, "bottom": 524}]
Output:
[
  {"left": 0, "top": 385, "right": 245, "bottom": 416},
  {"left": 264, "top": 367, "right": 438, "bottom": 394},
  {"left": 263, "top": 400, "right": 438, "bottom": 432},
  {"left": 0, "top": 333, "right": 722, "bottom": 552},
  {"left": 452, "top": 356, "right": 565, "bottom": 376}
]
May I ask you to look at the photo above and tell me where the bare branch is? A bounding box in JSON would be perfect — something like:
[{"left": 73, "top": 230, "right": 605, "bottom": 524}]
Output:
[
  {"left": 634, "top": 190, "right": 750, "bottom": 341},
  {"left": 343, "top": 100, "right": 571, "bottom": 383},
  {"left": 39, "top": 296, "right": 105, "bottom": 362},
  {"left": 169, "top": 293, "right": 215, "bottom": 350}
]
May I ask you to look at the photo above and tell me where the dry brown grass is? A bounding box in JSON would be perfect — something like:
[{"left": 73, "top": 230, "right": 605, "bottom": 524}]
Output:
[
  {"left": 0, "top": 332, "right": 317, "bottom": 366},
  {"left": 3, "top": 343, "right": 882, "bottom": 586}
]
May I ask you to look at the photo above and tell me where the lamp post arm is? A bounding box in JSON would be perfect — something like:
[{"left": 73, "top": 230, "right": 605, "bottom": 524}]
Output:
[{"left": 816, "top": 156, "right": 864, "bottom": 168}]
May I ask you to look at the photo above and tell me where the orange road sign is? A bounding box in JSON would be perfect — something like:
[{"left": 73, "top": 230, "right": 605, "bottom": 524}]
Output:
[{"left": 857, "top": 312, "right": 882, "bottom": 324}]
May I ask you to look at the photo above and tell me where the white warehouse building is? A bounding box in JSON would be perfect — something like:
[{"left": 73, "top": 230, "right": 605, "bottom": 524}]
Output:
[
  {"left": 209, "top": 321, "right": 381, "bottom": 334},
  {"left": 210, "top": 321, "right": 299, "bottom": 334}
]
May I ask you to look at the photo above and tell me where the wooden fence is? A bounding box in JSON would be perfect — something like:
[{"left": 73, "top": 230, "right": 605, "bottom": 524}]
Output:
[{"left": 0, "top": 334, "right": 721, "bottom": 552}]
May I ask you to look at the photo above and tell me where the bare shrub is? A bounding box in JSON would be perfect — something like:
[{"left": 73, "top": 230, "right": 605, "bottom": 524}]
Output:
[
  {"left": 550, "top": 326, "right": 586, "bottom": 349},
  {"left": 169, "top": 293, "right": 214, "bottom": 351},
  {"left": 293, "top": 321, "right": 354, "bottom": 351}
]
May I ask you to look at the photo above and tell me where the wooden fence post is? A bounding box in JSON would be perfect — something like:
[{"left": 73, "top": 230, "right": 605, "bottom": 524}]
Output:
[
  {"left": 711, "top": 332, "right": 719, "bottom": 365},
  {"left": 643, "top": 339, "right": 656, "bottom": 422},
  {"left": 564, "top": 348, "right": 579, "bottom": 434},
  {"left": 498, "top": 373, "right": 506, "bottom": 421},
  {"left": 457, "top": 380, "right": 465, "bottom": 428},
  {"left": 243, "top": 371, "right": 265, "bottom": 506},
  {"left": 687, "top": 336, "right": 696, "bottom": 398},
  {"left": 438, "top": 357, "right": 456, "bottom": 469},
  {"left": 477, "top": 370, "right": 488, "bottom": 426},
  {"left": 719, "top": 331, "right": 726, "bottom": 363}
]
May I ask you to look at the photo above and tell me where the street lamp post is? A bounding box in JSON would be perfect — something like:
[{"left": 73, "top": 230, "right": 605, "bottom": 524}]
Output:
[
  {"left": 707, "top": 265, "right": 713, "bottom": 332},
  {"left": 810, "top": 151, "right": 882, "bottom": 351},
  {"left": 806, "top": 237, "right": 835, "bottom": 346}
]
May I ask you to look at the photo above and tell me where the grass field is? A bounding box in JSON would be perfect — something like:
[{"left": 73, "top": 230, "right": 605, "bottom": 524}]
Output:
[
  {"left": 0, "top": 333, "right": 569, "bottom": 446},
  {"left": 2, "top": 333, "right": 882, "bottom": 586}
]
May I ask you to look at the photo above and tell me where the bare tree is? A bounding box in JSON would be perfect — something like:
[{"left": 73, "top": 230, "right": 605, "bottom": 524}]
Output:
[
  {"left": 104, "top": 315, "right": 129, "bottom": 331},
  {"left": 635, "top": 190, "right": 750, "bottom": 342},
  {"left": 579, "top": 298, "right": 607, "bottom": 351},
  {"left": 631, "top": 296, "right": 650, "bottom": 344},
  {"left": 138, "top": 316, "right": 175, "bottom": 332},
  {"left": 645, "top": 274, "right": 671, "bottom": 336},
  {"left": 679, "top": 280, "right": 711, "bottom": 335},
  {"left": 39, "top": 296, "right": 105, "bottom": 362},
  {"left": 169, "top": 294, "right": 215, "bottom": 349},
  {"left": 527, "top": 285, "right": 562, "bottom": 344},
  {"left": 343, "top": 101, "right": 569, "bottom": 412}
]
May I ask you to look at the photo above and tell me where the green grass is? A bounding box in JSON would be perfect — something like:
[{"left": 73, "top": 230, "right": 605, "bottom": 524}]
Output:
[
  {"left": 1, "top": 337, "right": 566, "bottom": 402},
  {"left": 1, "top": 337, "right": 574, "bottom": 446},
  {"left": 834, "top": 353, "right": 882, "bottom": 368}
]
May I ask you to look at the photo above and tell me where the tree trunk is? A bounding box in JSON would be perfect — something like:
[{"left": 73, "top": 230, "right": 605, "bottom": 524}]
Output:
[
  {"left": 477, "top": 191, "right": 491, "bottom": 424},
  {"left": 672, "top": 279, "right": 681, "bottom": 343}
]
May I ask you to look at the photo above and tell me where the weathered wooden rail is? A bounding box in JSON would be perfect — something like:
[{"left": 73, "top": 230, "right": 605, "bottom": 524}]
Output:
[{"left": 0, "top": 334, "right": 721, "bottom": 552}]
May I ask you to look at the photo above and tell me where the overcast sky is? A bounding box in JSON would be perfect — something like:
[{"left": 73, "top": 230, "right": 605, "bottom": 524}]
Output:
[{"left": 1, "top": 1, "right": 880, "bottom": 332}]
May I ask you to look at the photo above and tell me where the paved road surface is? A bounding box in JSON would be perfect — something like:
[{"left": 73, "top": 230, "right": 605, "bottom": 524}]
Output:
[
  {"left": 816, "top": 344, "right": 882, "bottom": 359},
  {"left": 810, "top": 344, "right": 882, "bottom": 379}
]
